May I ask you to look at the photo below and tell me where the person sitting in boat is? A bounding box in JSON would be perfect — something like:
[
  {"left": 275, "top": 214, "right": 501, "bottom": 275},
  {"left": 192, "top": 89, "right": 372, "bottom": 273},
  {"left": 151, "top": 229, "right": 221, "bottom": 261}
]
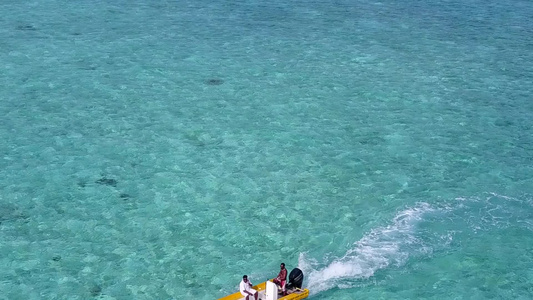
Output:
[
  {"left": 239, "top": 275, "right": 258, "bottom": 300},
  {"left": 272, "top": 263, "right": 287, "bottom": 295}
]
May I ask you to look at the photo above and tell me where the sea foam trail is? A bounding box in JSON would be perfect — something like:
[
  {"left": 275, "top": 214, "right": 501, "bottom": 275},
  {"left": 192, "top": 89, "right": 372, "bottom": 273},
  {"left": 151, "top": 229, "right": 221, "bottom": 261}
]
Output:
[
  {"left": 298, "top": 202, "right": 437, "bottom": 295},
  {"left": 297, "top": 193, "right": 533, "bottom": 295}
]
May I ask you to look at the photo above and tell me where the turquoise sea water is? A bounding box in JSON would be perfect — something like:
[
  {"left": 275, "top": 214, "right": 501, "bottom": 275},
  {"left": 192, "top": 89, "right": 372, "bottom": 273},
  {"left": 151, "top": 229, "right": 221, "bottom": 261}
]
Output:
[{"left": 1, "top": 0, "right": 532, "bottom": 299}]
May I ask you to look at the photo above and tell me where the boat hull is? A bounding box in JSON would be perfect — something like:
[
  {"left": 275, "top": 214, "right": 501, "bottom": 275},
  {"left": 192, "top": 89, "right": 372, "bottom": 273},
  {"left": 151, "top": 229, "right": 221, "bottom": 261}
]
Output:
[{"left": 218, "top": 280, "right": 309, "bottom": 300}]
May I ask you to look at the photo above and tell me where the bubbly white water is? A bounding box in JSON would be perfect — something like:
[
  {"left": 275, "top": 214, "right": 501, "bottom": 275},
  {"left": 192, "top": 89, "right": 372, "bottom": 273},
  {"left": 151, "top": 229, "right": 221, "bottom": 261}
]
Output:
[{"left": 299, "top": 203, "right": 436, "bottom": 294}]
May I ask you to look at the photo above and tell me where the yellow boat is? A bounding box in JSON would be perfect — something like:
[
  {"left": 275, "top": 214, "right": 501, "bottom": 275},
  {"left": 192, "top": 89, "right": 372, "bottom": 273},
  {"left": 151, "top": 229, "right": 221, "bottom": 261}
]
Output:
[
  {"left": 218, "top": 268, "right": 309, "bottom": 300},
  {"left": 217, "top": 280, "right": 309, "bottom": 300}
]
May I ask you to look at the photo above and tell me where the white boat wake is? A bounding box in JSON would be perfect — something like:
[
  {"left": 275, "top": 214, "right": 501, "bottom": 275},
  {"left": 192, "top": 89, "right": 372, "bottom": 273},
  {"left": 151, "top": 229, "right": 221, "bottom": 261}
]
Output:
[
  {"left": 297, "top": 202, "right": 438, "bottom": 295},
  {"left": 297, "top": 193, "right": 533, "bottom": 295}
]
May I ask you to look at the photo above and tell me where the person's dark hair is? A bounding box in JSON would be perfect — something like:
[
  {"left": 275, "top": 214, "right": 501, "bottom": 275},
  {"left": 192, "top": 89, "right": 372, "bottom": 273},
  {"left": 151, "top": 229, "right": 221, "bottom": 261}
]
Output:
[
  {"left": 243, "top": 275, "right": 248, "bottom": 279},
  {"left": 281, "top": 263, "right": 285, "bottom": 267}
]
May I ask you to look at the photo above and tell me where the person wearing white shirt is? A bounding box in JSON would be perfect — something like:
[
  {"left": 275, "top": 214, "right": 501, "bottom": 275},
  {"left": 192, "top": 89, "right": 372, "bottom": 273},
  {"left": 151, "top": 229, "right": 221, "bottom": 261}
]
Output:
[{"left": 239, "top": 275, "right": 258, "bottom": 300}]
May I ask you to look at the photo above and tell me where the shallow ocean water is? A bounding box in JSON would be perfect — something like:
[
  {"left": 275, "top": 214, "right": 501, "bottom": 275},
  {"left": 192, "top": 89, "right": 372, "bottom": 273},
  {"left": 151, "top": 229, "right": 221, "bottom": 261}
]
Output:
[{"left": 0, "top": 0, "right": 532, "bottom": 299}]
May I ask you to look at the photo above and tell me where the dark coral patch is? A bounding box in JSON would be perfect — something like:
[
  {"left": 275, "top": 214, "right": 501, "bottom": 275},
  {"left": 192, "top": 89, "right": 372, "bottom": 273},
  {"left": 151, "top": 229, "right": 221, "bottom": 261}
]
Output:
[
  {"left": 89, "top": 284, "right": 102, "bottom": 297},
  {"left": 16, "top": 25, "right": 37, "bottom": 31},
  {"left": 205, "top": 78, "right": 224, "bottom": 86},
  {"left": 95, "top": 177, "right": 117, "bottom": 187},
  {"left": 119, "top": 193, "right": 130, "bottom": 200},
  {"left": 0, "top": 204, "right": 29, "bottom": 223}
]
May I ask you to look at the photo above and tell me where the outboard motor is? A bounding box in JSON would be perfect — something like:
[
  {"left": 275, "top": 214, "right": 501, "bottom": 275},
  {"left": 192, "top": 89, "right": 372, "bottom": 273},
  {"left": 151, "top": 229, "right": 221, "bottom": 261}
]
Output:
[{"left": 286, "top": 268, "right": 304, "bottom": 289}]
